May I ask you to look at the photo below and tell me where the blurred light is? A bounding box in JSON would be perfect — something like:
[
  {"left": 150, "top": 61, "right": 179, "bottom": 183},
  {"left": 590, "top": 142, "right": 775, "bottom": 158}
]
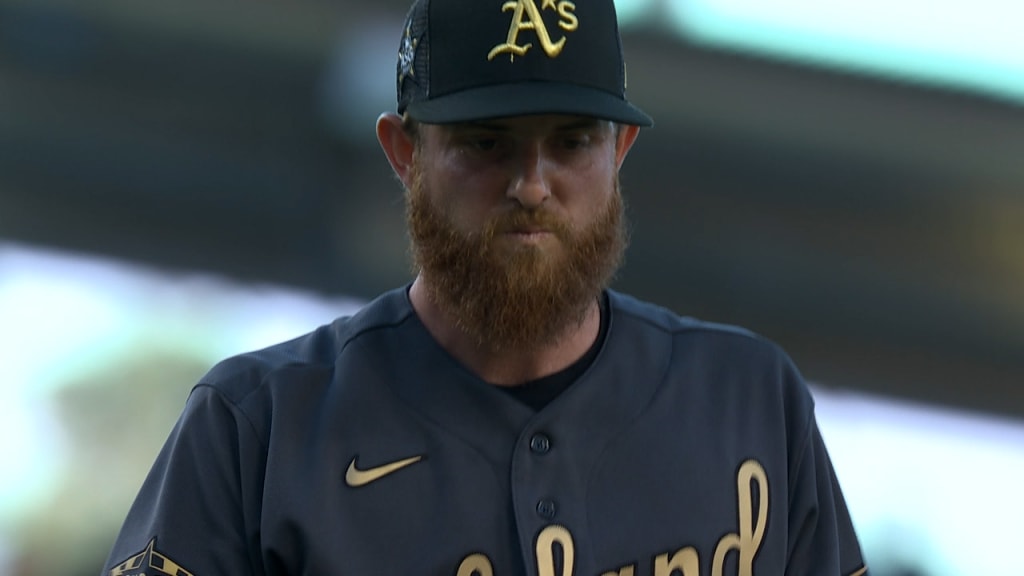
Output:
[
  {"left": 614, "top": 0, "right": 659, "bottom": 28},
  {"left": 666, "top": 0, "right": 1024, "bottom": 102},
  {"left": 0, "top": 246, "right": 133, "bottom": 521},
  {"left": 320, "top": 18, "right": 403, "bottom": 144},
  {"left": 814, "top": 385, "right": 1024, "bottom": 575},
  {"left": 0, "top": 242, "right": 362, "bottom": 573}
]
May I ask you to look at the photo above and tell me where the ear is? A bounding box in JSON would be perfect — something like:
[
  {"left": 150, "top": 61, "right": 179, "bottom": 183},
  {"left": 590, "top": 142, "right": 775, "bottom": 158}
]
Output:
[
  {"left": 613, "top": 124, "right": 641, "bottom": 170},
  {"left": 376, "top": 112, "right": 417, "bottom": 188}
]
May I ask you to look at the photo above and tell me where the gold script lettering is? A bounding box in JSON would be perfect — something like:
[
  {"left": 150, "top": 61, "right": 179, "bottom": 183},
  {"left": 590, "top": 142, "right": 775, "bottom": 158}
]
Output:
[
  {"left": 557, "top": 1, "right": 577, "bottom": 31},
  {"left": 454, "top": 459, "right": 769, "bottom": 576},
  {"left": 487, "top": 0, "right": 577, "bottom": 61},
  {"left": 536, "top": 524, "right": 574, "bottom": 576},
  {"left": 456, "top": 553, "right": 494, "bottom": 576},
  {"left": 653, "top": 546, "right": 700, "bottom": 576},
  {"left": 711, "top": 460, "right": 768, "bottom": 576}
]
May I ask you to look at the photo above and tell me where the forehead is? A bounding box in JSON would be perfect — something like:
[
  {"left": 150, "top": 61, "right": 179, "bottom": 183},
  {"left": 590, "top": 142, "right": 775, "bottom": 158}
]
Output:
[{"left": 426, "top": 114, "right": 614, "bottom": 137}]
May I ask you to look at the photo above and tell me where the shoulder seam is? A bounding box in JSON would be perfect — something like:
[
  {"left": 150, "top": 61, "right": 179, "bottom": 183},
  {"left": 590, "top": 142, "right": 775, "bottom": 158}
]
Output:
[
  {"left": 192, "top": 382, "right": 270, "bottom": 453},
  {"left": 608, "top": 290, "right": 766, "bottom": 343},
  {"left": 201, "top": 297, "right": 418, "bottom": 400}
]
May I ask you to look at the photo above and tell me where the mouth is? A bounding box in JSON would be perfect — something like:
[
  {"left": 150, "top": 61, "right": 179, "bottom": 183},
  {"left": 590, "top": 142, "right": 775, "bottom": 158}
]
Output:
[
  {"left": 507, "top": 226, "right": 550, "bottom": 234},
  {"left": 494, "top": 211, "right": 563, "bottom": 241},
  {"left": 500, "top": 227, "right": 556, "bottom": 245},
  {"left": 504, "top": 220, "right": 554, "bottom": 231}
]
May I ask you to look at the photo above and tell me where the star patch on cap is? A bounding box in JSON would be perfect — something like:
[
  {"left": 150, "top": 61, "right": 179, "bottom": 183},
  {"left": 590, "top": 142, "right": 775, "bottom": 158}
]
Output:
[{"left": 398, "top": 21, "right": 420, "bottom": 90}]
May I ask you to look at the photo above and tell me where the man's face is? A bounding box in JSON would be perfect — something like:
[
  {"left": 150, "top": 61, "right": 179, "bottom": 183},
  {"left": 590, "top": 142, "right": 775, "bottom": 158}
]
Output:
[{"left": 405, "top": 114, "right": 629, "bottom": 350}]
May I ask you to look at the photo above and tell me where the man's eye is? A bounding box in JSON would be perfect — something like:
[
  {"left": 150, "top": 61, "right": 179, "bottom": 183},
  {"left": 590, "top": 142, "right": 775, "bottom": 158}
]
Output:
[
  {"left": 458, "top": 136, "right": 499, "bottom": 152},
  {"left": 561, "top": 135, "right": 590, "bottom": 149}
]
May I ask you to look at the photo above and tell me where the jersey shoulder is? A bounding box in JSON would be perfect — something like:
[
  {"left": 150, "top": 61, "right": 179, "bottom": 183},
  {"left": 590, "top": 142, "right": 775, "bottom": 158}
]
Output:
[
  {"left": 608, "top": 289, "right": 778, "bottom": 354},
  {"left": 607, "top": 289, "right": 814, "bottom": 410},
  {"left": 198, "top": 286, "right": 415, "bottom": 405}
]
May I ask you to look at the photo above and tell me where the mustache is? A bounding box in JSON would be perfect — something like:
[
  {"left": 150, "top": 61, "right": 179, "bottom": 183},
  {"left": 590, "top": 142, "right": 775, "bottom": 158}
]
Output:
[{"left": 486, "top": 208, "right": 572, "bottom": 236}]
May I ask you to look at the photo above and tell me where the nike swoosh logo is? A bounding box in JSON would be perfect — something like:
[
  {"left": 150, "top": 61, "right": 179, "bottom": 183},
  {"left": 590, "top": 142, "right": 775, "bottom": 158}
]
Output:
[{"left": 345, "top": 454, "right": 423, "bottom": 487}]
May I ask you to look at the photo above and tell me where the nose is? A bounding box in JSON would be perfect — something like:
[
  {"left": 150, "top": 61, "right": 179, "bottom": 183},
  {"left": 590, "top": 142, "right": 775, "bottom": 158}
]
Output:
[{"left": 507, "top": 142, "right": 552, "bottom": 208}]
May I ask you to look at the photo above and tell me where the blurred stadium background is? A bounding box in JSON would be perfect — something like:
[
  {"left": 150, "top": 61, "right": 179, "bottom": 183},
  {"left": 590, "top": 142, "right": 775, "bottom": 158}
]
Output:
[{"left": 1, "top": 0, "right": 1022, "bottom": 574}]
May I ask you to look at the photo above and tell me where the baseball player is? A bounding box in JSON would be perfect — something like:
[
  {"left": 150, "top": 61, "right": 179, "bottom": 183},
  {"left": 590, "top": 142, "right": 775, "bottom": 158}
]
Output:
[{"left": 103, "top": 0, "right": 867, "bottom": 574}]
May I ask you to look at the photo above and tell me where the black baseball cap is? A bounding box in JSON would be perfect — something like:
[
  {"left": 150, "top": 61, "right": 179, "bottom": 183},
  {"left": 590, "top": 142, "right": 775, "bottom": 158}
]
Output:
[{"left": 395, "top": 0, "right": 653, "bottom": 126}]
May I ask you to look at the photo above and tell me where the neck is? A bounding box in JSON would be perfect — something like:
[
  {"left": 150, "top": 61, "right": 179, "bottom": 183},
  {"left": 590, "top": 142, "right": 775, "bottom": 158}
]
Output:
[{"left": 408, "top": 277, "right": 601, "bottom": 387}]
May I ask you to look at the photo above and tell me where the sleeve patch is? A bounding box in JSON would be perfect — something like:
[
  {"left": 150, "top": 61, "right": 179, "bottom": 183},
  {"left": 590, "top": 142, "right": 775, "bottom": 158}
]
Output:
[{"left": 109, "top": 537, "right": 195, "bottom": 576}]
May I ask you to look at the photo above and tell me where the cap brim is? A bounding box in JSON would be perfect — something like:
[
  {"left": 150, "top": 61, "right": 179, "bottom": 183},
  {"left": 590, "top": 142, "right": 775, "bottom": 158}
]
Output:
[{"left": 405, "top": 82, "right": 653, "bottom": 127}]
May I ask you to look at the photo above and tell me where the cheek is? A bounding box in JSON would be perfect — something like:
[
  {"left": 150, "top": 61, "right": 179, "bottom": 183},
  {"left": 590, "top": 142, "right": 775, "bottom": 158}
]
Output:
[
  {"left": 561, "top": 168, "right": 618, "bottom": 220},
  {"left": 421, "top": 171, "right": 499, "bottom": 233},
  {"left": 433, "top": 166, "right": 509, "bottom": 217}
]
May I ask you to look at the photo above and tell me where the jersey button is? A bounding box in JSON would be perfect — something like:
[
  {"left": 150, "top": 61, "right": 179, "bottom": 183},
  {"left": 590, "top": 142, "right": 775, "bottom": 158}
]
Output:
[
  {"left": 536, "top": 499, "right": 557, "bottom": 519},
  {"left": 529, "top": 434, "right": 551, "bottom": 454}
]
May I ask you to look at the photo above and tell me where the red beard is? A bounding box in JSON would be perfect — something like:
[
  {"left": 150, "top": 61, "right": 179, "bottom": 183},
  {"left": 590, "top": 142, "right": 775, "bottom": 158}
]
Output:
[{"left": 406, "top": 161, "right": 627, "bottom": 350}]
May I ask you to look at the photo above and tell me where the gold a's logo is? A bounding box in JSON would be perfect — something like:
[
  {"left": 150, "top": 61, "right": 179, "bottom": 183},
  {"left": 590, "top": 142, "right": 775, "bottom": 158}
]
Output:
[{"left": 488, "top": 0, "right": 578, "bottom": 61}]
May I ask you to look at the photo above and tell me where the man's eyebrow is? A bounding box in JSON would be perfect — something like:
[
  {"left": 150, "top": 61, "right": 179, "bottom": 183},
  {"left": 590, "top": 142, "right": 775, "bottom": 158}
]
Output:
[
  {"left": 554, "top": 118, "right": 604, "bottom": 131},
  {"left": 447, "top": 118, "right": 606, "bottom": 133},
  {"left": 448, "top": 121, "right": 510, "bottom": 133}
]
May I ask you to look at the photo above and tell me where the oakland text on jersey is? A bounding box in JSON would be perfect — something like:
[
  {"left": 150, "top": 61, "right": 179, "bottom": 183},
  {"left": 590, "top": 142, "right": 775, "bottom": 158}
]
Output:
[{"left": 457, "top": 460, "right": 768, "bottom": 576}]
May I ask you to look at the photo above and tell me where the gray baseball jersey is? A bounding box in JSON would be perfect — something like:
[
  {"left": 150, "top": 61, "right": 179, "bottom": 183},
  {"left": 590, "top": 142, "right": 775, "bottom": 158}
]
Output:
[{"left": 104, "top": 286, "right": 867, "bottom": 576}]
